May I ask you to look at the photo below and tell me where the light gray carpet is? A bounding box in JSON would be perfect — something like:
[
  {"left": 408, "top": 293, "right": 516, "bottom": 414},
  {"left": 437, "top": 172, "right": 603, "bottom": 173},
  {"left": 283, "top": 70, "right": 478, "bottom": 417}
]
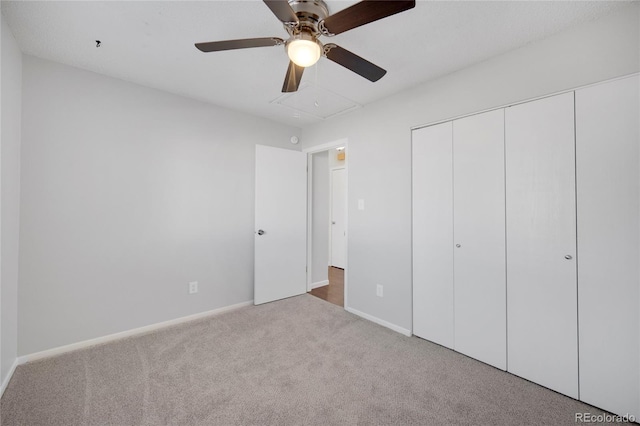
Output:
[{"left": 0, "top": 294, "right": 619, "bottom": 425}]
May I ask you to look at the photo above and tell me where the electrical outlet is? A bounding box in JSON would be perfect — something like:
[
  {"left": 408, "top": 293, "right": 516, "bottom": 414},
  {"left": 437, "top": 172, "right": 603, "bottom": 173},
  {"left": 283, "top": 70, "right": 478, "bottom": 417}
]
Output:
[
  {"left": 376, "top": 284, "right": 383, "bottom": 297},
  {"left": 189, "top": 281, "right": 198, "bottom": 294}
]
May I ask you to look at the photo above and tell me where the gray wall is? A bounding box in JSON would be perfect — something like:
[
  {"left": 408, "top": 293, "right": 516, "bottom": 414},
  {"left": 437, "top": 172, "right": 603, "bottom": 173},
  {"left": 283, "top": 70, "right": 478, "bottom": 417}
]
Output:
[
  {"left": 1, "top": 14, "right": 22, "bottom": 387},
  {"left": 301, "top": 4, "right": 640, "bottom": 332},
  {"left": 19, "top": 56, "right": 300, "bottom": 355},
  {"left": 311, "top": 151, "right": 329, "bottom": 285}
]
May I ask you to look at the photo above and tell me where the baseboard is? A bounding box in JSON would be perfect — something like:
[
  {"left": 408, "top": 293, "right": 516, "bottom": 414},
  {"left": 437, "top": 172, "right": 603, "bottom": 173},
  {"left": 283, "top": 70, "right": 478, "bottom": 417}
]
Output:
[
  {"left": 18, "top": 300, "right": 254, "bottom": 365},
  {"left": 311, "top": 280, "right": 329, "bottom": 289},
  {"left": 345, "top": 306, "right": 412, "bottom": 337},
  {"left": 1, "top": 358, "right": 20, "bottom": 398}
]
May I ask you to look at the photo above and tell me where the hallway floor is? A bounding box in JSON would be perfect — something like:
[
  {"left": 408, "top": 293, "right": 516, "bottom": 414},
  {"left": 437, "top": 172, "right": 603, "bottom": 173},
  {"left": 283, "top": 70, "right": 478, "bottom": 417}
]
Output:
[{"left": 309, "top": 267, "right": 344, "bottom": 307}]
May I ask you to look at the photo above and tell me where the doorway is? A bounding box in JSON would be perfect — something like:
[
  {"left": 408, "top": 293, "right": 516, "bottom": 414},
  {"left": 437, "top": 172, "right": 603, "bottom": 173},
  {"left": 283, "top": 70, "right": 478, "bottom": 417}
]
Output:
[{"left": 305, "top": 140, "right": 348, "bottom": 308}]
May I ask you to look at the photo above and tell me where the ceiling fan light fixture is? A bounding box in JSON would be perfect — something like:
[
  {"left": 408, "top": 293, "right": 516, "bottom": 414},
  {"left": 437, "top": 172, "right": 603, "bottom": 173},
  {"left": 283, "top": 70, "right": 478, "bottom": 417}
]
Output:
[
  {"left": 195, "top": 0, "right": 417, "bottom": 92},
  {"left": 286, "top": 34, "right": 322, "bottom": 68}
]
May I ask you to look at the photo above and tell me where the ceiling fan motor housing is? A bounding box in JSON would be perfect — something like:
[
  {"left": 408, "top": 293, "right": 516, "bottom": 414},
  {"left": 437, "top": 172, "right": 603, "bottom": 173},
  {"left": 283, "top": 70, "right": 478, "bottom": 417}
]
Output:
[{"left": 287, "top": 0, "right": 329, "bottom": 37}]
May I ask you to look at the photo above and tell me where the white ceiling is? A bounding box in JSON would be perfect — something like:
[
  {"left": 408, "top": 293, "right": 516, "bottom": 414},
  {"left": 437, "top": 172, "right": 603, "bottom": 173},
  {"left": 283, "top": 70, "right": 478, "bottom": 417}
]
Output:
[{"left": 1, "top": 0, "right": 629, "bottom": 128}]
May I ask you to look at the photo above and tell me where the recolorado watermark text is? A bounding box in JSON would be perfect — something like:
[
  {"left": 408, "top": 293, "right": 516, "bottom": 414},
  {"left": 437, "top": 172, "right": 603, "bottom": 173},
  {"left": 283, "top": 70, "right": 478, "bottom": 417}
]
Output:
[{"left": 575, "top": 412, "right": 636, "bottom": 423}]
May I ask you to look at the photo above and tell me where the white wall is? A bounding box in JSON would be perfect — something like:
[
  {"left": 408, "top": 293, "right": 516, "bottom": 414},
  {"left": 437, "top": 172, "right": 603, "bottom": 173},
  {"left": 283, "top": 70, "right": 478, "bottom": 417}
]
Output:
[
  {"left": 1, "top": 13, "right": 22, "bottom": 387},
  {"left": 301, "top": 4, "right": 640, "bottom": 332},
  {"left": 19, "top": 56, "right": 300, "bottom": 355},
  {"left": 311, "top": 151, "right": 329, "bottom": 285}
]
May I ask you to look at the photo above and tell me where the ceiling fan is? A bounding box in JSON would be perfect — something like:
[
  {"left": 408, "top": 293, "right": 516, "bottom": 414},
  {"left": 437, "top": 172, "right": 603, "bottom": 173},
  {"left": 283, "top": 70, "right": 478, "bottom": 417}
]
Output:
[{"left": 195, "top": 0, "right": 416, "bottom": 92}]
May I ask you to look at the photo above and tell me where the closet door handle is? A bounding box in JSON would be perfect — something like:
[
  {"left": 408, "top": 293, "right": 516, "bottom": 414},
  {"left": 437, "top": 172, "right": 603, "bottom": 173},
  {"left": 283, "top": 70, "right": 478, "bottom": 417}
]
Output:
[
  {"left": 564, "top": 255, "right": 572, "bottom": 260},
  {"left": 455, "top": 244, "right": 461, "bottom": 248}
]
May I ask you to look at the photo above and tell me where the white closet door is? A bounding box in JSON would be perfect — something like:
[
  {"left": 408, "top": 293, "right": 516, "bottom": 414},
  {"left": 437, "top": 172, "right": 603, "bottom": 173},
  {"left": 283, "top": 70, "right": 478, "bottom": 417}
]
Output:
[
  {"left": 576, "top": 75, "right": 639, "bottom": 418},
  {"left": 505, "top": 92, "right": 578, "bottom": 399},
  {"left": 412, "top": 122, "right": 454, "bottom": 348},
  {"left": 453, "top": 109, "right": 506, "bottom": 370}
]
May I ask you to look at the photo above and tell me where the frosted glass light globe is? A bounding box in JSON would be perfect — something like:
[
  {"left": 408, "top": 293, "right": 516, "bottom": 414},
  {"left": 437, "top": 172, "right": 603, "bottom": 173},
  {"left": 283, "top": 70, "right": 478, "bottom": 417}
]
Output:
[{"left": 287, "top": 38, "right": 321, "bottom": 68}]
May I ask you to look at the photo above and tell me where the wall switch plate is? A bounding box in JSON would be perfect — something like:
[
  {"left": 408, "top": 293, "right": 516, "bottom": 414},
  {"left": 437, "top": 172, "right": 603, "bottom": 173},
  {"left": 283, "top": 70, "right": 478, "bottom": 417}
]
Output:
[
  {"left": 358, "top": 199, "right": 365, "bottom": 210},
  {"left": 376, "top": 284, "right": 383, "bottom": 297},
  {"left": 189, "top": 281, "right": 198, "bottom": 294}
]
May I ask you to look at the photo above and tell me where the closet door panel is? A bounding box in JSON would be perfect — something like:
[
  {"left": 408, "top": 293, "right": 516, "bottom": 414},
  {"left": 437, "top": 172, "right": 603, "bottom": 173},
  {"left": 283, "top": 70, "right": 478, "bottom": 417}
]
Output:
[
  {"left": 505, "top": 92, "right": 579, "bottom": 399},
  {"left": 412, "top": 122, "right": 454, "bottom": 348},
  {"left": 576, "top": 75, "right": 639, "bottom": 418},
  {"left": 453, "top": 109, "right": 506, "bottom": 370}
]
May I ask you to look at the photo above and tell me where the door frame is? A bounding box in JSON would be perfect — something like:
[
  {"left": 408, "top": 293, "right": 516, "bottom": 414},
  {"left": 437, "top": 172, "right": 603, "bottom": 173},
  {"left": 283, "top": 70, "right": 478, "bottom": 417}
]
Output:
[{"left": 304, "top": 139, "right": 349, "bottom": 309}]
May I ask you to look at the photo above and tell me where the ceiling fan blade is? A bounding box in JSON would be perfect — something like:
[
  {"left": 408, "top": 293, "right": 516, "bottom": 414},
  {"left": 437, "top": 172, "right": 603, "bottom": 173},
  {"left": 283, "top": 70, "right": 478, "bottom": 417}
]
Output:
[
  {"left": 263, "top": 0, "right": 299, "bottom": 24},
  {"left": 282, "top": 61, "right": 304, "bottom": 92},
  {"left": 321, "top": 0, "right": 415, "bottom": 35},
  {"left": 324, "top": 44, "right": 387, "bottom": 82},
  {"left": 195, "top": 37, "right": 284, "bottom": 53}
]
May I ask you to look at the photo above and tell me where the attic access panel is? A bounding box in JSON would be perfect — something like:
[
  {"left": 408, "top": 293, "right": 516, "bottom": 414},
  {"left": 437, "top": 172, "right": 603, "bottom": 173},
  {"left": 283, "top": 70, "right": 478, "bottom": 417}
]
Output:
[{"left": 271, "top": 83, "right": 361, "bottom": 120}]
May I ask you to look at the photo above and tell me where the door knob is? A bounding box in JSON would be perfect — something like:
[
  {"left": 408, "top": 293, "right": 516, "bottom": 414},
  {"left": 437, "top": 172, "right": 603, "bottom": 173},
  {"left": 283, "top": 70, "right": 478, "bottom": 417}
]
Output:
[
  {"left": 332, "top": 221, "right": 336, "bottom": 225},
  {"left": 456, "top": 244, "right": 461, "bottom": 248},
  {"left": 257, "top": 229, "right": 265, "bottom": 236},
  {"left": 564, "top": 255, "right": 572, "bottom": 260}
]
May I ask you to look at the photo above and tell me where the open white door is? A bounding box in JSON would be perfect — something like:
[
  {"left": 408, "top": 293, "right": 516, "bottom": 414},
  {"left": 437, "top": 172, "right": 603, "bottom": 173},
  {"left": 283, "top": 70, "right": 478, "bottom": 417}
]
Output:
[
  {"left": 254, "top": 144, "right": 307, "bottom": 305},
  {"left": 330, "top": 168, "right": 346, "bottom": 268}
]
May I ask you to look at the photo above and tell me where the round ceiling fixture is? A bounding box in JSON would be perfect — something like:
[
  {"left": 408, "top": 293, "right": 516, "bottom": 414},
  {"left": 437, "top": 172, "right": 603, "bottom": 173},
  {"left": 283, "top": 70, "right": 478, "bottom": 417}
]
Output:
[{"left": 286, "top": 32, "right": 322, "bottom": 68}]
